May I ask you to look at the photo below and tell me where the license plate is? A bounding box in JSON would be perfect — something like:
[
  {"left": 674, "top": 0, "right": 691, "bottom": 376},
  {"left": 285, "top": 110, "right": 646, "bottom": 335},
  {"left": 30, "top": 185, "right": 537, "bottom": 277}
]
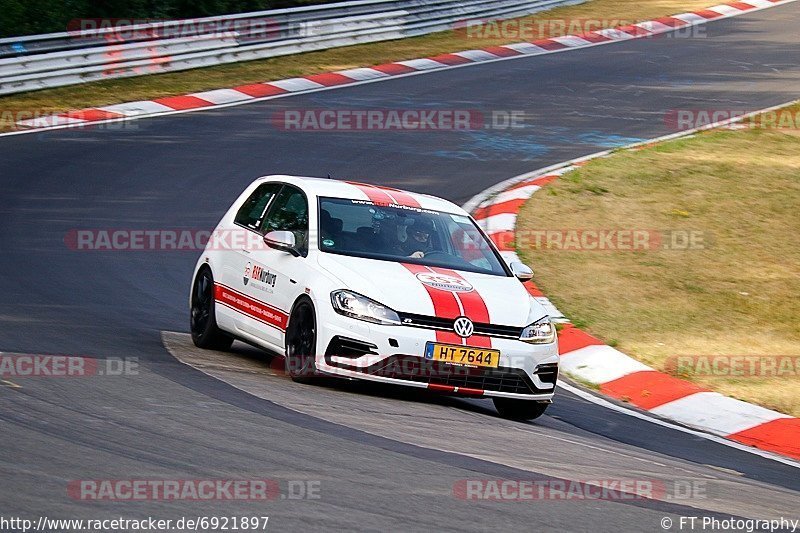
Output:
[{"left": 424, "top": 342, "right": 500, "bottom": 369}]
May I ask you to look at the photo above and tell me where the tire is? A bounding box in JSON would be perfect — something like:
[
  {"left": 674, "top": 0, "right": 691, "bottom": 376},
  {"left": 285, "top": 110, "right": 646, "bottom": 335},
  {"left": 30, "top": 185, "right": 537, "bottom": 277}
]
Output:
[
  {"left": 493, "top": 398, "right": 549, "bottom": 421},
  {"left": 285, "top": 298, "right": 318, "bottom": 383},
  {"left": 190, "top": 268, "right": 234, "bottom": 351}
]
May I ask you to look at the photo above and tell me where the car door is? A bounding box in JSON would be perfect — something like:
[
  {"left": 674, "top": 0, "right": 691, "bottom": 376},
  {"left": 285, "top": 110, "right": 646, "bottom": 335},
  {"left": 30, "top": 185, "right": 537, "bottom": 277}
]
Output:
[
  {"left": 251, "top": 184, "right": 311, "bottom": 347},
  {"left": 221, "top": 182, "right": 282, "bottom": 342}
]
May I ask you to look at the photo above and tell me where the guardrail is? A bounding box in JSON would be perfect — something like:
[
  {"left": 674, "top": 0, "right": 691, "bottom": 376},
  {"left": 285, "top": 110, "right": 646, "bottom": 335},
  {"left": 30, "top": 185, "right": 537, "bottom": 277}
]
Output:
[{"left": 0, "top": 0, "right": 583, "bottom": 96}]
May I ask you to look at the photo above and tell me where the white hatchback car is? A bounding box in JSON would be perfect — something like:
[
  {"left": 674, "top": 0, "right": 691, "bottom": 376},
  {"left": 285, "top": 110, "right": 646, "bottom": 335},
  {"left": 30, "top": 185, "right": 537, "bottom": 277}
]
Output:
[{"left": 190, "top": 175, "right": 559, "bottom": 420}]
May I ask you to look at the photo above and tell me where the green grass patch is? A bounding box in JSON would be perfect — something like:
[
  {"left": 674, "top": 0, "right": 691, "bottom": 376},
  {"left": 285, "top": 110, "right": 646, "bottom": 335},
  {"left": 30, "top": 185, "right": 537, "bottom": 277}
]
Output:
[{"left": 518, "top": 106, "right": 800, "bottom": 416}]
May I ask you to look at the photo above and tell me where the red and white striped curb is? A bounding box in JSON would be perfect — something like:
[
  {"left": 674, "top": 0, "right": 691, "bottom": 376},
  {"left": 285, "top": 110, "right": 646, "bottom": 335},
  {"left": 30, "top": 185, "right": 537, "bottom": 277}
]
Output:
[
  {"left": 468, "top": 157, "right": 800, "bottom": 461},
  {"left": 14, "top": 0, "right": 795, "bottom": 130}
]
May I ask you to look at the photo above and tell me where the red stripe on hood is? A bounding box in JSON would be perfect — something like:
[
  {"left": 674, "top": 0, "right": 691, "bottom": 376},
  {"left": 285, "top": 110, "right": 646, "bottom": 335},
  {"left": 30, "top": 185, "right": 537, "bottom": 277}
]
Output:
[
  {"left": 402, "top": 263, "right": 463, "bottom": 344},
  {"left": 429, "top": 267, "right": 492, "bottom": 348}
]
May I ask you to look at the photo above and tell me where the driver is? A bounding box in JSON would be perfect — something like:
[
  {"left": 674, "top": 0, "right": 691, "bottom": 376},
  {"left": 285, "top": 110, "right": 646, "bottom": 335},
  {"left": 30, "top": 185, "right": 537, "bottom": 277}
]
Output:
[{"left": 397, "top": 217, "right": 435, "bottom": 258}]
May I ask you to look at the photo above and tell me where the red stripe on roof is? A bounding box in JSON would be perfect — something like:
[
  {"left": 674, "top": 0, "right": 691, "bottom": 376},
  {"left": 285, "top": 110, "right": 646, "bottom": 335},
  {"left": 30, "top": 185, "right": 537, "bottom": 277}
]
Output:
[
  {"left": 377, "top": 186, "right": 421, "bottom": 207},
  {"left": 600, "top": 370, "right": 710, "bottom": 410},
  {"left": 346, "top": 181, "right": 395, "bottom": 204}
]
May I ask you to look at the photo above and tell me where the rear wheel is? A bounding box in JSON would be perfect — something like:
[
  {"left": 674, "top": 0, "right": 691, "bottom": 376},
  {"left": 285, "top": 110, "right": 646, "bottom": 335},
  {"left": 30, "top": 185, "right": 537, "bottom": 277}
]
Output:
[
  {"left": 190, "top": 268, "right": 233, "bottom": 351},
  {"left": 493, "top": 398, "right": 549, "bottom": 421},
  {"left": 285, "top": 299, "right": 318, "bottom": 383}
]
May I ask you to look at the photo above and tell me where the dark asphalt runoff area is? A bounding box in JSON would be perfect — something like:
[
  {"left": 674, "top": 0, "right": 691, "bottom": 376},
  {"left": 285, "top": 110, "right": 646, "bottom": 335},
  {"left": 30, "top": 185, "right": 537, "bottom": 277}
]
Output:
[{"left": 1, "top": 3, "right": 799, "bottom": 531}]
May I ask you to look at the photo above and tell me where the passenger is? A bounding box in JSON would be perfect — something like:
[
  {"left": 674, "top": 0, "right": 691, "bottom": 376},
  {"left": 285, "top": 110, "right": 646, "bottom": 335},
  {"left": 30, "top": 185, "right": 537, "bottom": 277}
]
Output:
[{"left": 320, "top": 209, "right": 342, "bottom": 243}]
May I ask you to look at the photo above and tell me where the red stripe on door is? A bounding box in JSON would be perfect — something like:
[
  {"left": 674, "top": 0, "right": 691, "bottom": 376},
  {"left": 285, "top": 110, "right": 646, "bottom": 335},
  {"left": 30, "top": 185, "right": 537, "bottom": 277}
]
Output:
[
  {"left": 214, "top": 284, "right": 288, "bottom": 331},
  {"left": 429, "top": 267, "right": 492, "bottom": 348},
  {"left": 402, "top": 263, "right": 463, "bottom": 344}
]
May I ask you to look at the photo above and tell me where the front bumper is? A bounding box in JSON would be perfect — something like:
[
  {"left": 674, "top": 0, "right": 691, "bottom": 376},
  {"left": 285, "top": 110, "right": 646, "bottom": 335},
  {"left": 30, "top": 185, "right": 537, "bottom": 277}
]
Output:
[{"left": 314, "top": 318, "right": 559, "bottom": 400}]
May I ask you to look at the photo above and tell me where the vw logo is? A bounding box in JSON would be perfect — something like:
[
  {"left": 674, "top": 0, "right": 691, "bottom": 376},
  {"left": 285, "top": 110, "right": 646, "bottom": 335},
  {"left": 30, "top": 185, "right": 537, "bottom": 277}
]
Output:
[{"left": 453, "top": 316, "right": 474, "bottom": 338}]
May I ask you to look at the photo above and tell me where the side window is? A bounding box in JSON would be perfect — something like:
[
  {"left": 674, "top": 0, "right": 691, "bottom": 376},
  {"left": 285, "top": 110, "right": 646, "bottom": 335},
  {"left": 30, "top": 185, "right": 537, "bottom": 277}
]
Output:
[
  {"left": 234, "top": 183, "right": 281, "bottom": 231},
  {"left": 262, "top": 186, "right": 309, "bottom": 256}
]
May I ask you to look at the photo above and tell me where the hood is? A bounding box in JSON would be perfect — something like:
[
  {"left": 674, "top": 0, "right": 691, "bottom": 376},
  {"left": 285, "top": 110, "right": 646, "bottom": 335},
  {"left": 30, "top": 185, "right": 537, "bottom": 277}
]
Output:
[{"left": 316, "top": 252, "right": 547, "bottom": 327}]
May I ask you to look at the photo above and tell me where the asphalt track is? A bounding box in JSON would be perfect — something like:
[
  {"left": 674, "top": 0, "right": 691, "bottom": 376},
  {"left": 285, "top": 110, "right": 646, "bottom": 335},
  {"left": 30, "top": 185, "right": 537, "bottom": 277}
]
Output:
[{"left": 1, "top": 3, "right": 799, "bottom": 531}]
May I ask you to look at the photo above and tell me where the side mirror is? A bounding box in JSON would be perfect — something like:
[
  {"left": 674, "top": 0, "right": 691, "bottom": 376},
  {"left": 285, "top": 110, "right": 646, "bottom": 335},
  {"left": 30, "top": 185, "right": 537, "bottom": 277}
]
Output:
[
  {"left": 264, "top": 230, "right": 299, "bottom": 256},
  {"left": 510, "top": 261, "right": 533, "bottom": 282}
]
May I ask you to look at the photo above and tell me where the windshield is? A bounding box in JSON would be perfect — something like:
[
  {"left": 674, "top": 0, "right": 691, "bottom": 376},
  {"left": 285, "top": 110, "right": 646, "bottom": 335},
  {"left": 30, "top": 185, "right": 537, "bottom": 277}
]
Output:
[{"left": 317, "top": 197, "right": 509, "bottom": 276}]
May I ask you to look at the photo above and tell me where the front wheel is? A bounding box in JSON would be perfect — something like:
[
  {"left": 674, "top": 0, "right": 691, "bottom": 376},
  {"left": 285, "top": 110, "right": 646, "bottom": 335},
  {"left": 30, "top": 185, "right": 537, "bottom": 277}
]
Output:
[
  {"left": 493, "top": 398, "right": 549, "bottom": 421},
  {"left": 285, "top": 299, "right": 318, "bottom": 383},
  {"left": 190, "top": 268, "right": 233, "bottom": 351}
]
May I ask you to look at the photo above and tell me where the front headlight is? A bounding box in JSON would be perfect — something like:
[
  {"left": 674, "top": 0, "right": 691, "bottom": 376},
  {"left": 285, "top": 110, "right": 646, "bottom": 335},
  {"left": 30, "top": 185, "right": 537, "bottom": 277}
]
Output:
[
  {"left": 520, "top": 316, "right": 556, "bottom": 344},
  {"left": 330, "top": 290, "right": 401, "bottom": 325}
]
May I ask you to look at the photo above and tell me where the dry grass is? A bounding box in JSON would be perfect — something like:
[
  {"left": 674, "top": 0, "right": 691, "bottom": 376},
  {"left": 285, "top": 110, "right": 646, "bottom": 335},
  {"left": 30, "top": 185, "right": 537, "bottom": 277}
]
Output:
[
  {"left": 517, "top": 111, "right": 800, "bottom": 416},
  {"left": 0, "top": 0, "right": 716, "bottom": 131}
]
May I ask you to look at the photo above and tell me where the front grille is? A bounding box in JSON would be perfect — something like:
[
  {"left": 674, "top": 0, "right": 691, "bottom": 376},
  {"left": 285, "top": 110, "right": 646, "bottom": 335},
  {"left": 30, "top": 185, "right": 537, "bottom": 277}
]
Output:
[
  {"left": 397, "top": 312, "right": 524, "bottom": 339},
  {"left": 329, "top": 354, "right": 551, "bottom": 395}
]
